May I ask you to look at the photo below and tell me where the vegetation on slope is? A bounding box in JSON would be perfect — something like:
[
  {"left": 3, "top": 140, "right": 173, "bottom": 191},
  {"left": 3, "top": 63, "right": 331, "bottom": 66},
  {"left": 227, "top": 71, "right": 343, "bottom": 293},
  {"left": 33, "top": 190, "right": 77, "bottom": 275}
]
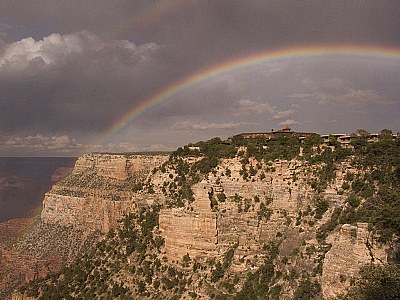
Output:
[
  {"left": 15, "top": 129, "right": 400, "bottom": 299},
  {"left": 19, "top": 206, "right": 163, "bottom": 299},
  {"left": 342, "top": 264, "right": 400, "bottom": 300}
]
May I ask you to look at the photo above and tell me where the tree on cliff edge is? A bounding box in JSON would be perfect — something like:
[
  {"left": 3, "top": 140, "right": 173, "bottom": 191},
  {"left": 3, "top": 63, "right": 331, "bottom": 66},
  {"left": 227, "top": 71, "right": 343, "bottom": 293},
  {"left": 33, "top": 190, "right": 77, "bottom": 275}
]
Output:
[{"left": 344, "top": 264, "right": 400, "bottom": 300}]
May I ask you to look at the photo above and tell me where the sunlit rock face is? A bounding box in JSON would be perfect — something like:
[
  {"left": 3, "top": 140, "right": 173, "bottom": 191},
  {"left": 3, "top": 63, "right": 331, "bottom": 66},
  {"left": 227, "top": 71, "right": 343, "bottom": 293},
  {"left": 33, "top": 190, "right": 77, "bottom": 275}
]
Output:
[
  {"left": 73, "top": 153, "right": 168, "bottom": 180},
  {"left": 41, "top": 194, "right": 138, "bottom": 233},
  {"left": 321, "top": 223, "right": 387, "bottom": 299},
  {"left": 38, "top": 151, "right": 390, "bottom": 299},
  {"left": 41, "top": 153, "right": 169, "bottom": 233}
]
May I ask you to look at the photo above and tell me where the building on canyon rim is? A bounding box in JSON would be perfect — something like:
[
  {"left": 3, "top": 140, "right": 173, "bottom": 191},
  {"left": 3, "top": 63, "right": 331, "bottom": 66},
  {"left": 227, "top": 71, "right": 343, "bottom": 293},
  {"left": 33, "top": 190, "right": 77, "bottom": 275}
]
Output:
[{"left": 226, "top": 124, "right": 397, "bottom": 148}]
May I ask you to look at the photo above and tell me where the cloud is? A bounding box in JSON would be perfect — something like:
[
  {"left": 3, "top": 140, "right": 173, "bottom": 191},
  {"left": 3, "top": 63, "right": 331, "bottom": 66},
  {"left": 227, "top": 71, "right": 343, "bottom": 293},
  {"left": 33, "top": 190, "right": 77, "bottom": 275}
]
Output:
[
  {"left": 230, "top": 99, "right": 276, "bottom": 116},
  {"left": 94, "top": 142, "right": 139, "bottom": 153},
  {"left": 0, "top": 22, "right": 11, "bottom": 39},
  {"left": 0, "top": 134, "right": 158, "bottom": 155},
  {"left": 279, "top": 119, "right": 300, "bottom": 126},
  {"left": 229, "top": 99, "right": 297, "bottom": 120},
  {"left": 171, "top": 121, "right": 254, "bottom": 131},
  {"left": 296, "top": 77, "right": 392, "bottom": 105},
  {"left": 0, "top": 30, "right": 159, "bottom": 70},
  {"left": 0, "top": 134, "right": 89, "bottom": 155},
  {"left": 0, "top": 31, "right": 162, "bottom": 135},
  {"left": 315, "top": 88, "right": 390, "bottom": 105},
  {"left": 287, "top": 93, "right": 314, "bottom": 99},
  {"left": 272, "top": 109, "right": 295, "bottom": 120},
  {"left": 0, "top": 1, "right": 399, "bottom": 155},
  {"left": 145, "top": 144, "right": 171, "bottom": 152},
  {"left": 334, "top": 89, "right": 389, "bottom": 105},
  {"left": 1, "top": 31, "right": 89, "bottom": 68}
]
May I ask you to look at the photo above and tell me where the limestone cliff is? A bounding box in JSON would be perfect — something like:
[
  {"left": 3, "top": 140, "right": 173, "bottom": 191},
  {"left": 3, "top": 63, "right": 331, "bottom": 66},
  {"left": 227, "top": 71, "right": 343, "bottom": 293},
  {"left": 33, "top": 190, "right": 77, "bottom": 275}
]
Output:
[
  {"left": 158, "top": 158, "right": 344, "bottom": 263},
  {"left": 40, "top": 153, "right": 169, "bottom": 233},
  {"left": 73, "top": 153, "right": 168, "bottom": 180},
  {"left": 15, "top": 139, "right": 398, "bottom": 299},
  {"left": 42, "top": 194, "right": 138, "bottom": 233},
  {"left": 322, "top": 223, "right": 387, "bottom": 299}
]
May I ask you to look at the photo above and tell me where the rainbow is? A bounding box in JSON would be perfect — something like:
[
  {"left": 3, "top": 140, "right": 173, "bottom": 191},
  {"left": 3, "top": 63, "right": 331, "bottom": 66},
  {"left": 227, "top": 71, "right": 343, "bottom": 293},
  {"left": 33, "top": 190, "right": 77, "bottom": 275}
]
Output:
[{"left": 99, "top": 44, "right": 400, "bottom": 145}]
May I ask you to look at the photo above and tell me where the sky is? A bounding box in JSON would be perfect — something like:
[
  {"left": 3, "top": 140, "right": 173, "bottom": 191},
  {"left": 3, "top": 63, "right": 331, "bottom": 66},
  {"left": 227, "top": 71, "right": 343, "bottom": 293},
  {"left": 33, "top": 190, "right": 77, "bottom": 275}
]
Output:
[{"left": 0, "top": 0, "right": 399, "bottom": 156}]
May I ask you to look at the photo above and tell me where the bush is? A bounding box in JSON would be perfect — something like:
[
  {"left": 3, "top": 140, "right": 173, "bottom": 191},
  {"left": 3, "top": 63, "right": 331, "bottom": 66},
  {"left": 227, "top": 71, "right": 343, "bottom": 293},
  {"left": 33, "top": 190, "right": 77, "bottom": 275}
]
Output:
[
  {"left": 347, "top": 193, "right": 361, "bottom": 208},
  {"left": 217, "top": 193, "right": 227, "bottom": 202},
  {"left": 345, "top": 264, "right": 400, "bottom": 300},
  {"left": 314, "top": 198, "right": 329, "bottom": 219}
]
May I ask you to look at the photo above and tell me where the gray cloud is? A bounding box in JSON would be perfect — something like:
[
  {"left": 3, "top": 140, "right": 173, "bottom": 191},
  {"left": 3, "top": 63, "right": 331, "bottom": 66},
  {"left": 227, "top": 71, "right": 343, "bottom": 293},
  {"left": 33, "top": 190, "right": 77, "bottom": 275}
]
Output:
[
  {"left": 171, "top": 121, "right": 256, "bottom": 131},
  {"left": 293, "top": 77, "right": 393, "bottom": 105},
  {"left": 0, "top": 134, "right": 88, "bottom": 155},
  {"left": 229, "top": 99, "right": 275, "bottom": 116},
  {"left": 279, "top": 119, "right": 300, "bottom": 126},
  {"left": 272, "top": 109, "right": 295, "bottom": 120},
  {"left": 0, "top": 31, "right": 164, "bottom": 136},
  {"left": 0, "top": 1, "right": 399, "bottom": 155}
]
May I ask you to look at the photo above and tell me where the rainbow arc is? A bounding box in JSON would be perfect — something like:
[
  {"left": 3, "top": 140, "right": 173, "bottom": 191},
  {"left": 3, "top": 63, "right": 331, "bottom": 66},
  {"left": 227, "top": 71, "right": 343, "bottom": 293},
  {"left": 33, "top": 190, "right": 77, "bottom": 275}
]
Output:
[{"left": 98, "top": 44, "right": 400, "bottom": 146}]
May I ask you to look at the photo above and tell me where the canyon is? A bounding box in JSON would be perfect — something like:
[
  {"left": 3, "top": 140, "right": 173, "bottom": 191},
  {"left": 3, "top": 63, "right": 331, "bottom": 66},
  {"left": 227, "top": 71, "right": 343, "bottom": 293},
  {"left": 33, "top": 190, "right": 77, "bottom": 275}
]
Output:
[{"left": 8, "top": 139, "right": 398, "bottom": 299}]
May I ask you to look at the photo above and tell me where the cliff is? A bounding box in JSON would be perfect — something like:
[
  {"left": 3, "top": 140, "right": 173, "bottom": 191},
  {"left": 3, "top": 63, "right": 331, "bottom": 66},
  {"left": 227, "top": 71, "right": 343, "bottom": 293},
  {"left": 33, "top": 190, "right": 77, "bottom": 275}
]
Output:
[
  {"left": 322, "top": 223, "right": 387, "bottom": 299},
  {"left": 158, "top": 158, "right": 346, "bottom": 264},
  {"left": 40, "top": 153, "right": 169, "bottom": 233},
  {"left": 13, "top": 134, "right": 400, "bottom": 299},
  {"left": 41, "top": 194, "right": 138, "bottom": 233},
  {"left": 73, "top": 153, "right": 168, "bottom": 180},
  {"left": 37, "top": 152, "right": 390, "bottom": 299}
]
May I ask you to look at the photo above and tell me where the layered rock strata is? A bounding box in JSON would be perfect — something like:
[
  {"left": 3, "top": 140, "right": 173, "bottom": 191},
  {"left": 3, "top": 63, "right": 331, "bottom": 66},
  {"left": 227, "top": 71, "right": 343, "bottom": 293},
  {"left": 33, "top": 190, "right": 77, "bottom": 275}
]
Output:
[
  {"left": 159, "top": 210, "right": 218, "bottom": 260},
  {"left": 41, "top": 153, "right": 169, "bottom": 233},
  {"left": 42, "top": 194, "right": 138, "bottom": 233},
  {"left": 37, "top": 151, "right": 389, "bottom": 299},
  {"left": 322, "top": 223, "right": 387, "bottom": 299},
  {"left": 73, "top": 153, "right": 169, "bottom": 180}
]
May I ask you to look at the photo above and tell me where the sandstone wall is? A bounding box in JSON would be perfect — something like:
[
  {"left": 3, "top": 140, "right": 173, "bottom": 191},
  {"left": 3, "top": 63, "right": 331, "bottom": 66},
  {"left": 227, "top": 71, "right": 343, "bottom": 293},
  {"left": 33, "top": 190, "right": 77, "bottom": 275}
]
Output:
[
  {"left": 41, "top": 153, "right": 169, "bottom": 233},
  {"left": 73, "top": 153, "right": 168, "bottom": 180},
  {"left": 321, "top": 223, "right": 387, "bottom": 299},
  {"left": 41, "top": 193, "right": 138, "bottom": 233},
  {"left": 159, "top": 209, "right": 218, "bottom": 260}
]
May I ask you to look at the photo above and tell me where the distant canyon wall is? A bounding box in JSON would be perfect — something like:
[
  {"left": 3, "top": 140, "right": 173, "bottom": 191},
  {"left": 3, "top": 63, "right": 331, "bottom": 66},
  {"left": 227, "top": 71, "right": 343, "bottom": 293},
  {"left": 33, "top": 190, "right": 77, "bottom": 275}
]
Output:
[
  {"left": 40, "top": 153, "right": 169, "bottom": 233},
  {"left": 73, "top": 153, "right": 168, "bottom": 180}
]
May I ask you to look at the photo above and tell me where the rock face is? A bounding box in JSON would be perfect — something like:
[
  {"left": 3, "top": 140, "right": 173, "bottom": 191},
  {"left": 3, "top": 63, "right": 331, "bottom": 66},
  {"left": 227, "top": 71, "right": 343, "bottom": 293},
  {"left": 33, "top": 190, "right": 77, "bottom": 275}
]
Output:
[
  {"left": 158, "top": 158, "right": 337, "bottom": 262},
  {"left": 73, "top": 153, "right": 168, "bottom": 180},
  {"left": 41, "top": 153, "right": 169, "bottom": 233},
  {"left": 322, "top": 223, "right": 387, "bottom": 299},
  {"left": 73, "top": 154, "right": 129, "bottom": 180},
  {"left": 41, "top": 194, "right": 138, "bottom": 233},
  {"left": 37, "top": 151, "right": 390, "bottom": 299},
  {"left": 11, "top": 293, "right": 35, "bottom": 300},
  {"left": 159, "top": 210, "right": 218, "bottom": 260}
]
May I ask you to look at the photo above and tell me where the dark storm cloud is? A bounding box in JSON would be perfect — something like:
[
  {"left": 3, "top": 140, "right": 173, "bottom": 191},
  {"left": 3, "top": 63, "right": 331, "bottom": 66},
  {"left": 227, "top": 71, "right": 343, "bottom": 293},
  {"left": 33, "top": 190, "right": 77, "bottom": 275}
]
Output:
[
  {"left": 2, "top": 1, "right": 400, "bottom": 52},
  {"left": 0, "top": 31, "right": 170, "bottom": 135},
  {"left": 134, "top": 1, "right": 400, "bottom": 58},
  {"left": 0, "top": 0, "right": 400, "bottom": 155},
  {"left": 0, "top": 1, "right": 150, "bottom": 41}
]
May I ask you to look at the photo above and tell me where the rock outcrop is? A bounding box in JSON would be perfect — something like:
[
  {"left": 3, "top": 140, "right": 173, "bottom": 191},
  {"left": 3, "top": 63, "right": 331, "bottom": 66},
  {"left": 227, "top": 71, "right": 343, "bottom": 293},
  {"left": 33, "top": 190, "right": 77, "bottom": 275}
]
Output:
[
  {"left": 32, "top": 151, "right": 391, "bottom": 299},
  {"left": 41, "top": 194, "right": 138, "bottom": 233},
  {"left": 158, "top": 158, "right": 343, "bottom": 263},
  {"left": 322, "top": 223, "right": 387, "bottom": 299},
  {"left": 159, "top": 210, "right": 218, "bottom": 260},
  {"left": 73, "top": 153, "right": 168, "bottom": 180},
  {"left": 41, "top": 153, "right": 169, "bottom": 233},
  {"left": 11, "top": 293, "right": 35, "bottom": 300}
]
